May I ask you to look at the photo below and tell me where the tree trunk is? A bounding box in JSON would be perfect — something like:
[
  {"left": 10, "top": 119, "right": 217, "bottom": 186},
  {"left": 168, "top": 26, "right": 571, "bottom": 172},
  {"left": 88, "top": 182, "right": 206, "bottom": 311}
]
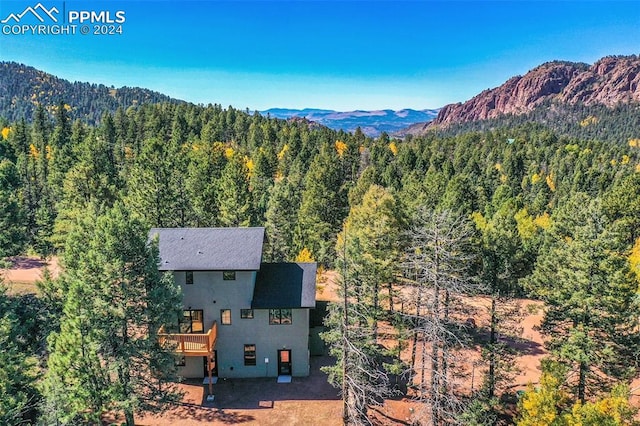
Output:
[
  {"left": 373, "top": 280, "right": 379, "bottom": 341},
  {"left": 125, "top": 410, "right": 135, "bottom": 426},
  {"left": 421, "top": 325, "right": 427, "bottom": 399},
  {"left": 410, "top": 289, "right": 422, "bottom": 378},
  {"left": 578, "top": 361, "right": 587, "bottom": 404},
  {"left": 488, "top": 295, "right": 497, "bottom": 398},
  {"left": 431, "top": 340, "right": 440, "bottom": 426},
  {"left": 432, "top": 237, "right": 445, "bottom": 426},
  {"left": 442, "top": 288, "right": 450, "bottom": 408},
  {"left": 431, "top": 283, "right": 440, "bottom": 426}
]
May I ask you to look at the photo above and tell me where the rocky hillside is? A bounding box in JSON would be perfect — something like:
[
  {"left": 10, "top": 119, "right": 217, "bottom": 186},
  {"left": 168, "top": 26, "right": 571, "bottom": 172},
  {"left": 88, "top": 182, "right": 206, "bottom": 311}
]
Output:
[
  {"left": 0, "top": 62, "right": 183, "bottom": 124},
  {"left": 403, "top": 55, "right": 640, "bottom": 135}
]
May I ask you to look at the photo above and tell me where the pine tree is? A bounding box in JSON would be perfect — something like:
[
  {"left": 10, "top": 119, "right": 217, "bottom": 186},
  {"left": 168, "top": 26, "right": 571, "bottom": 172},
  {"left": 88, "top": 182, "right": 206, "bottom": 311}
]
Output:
[
  {"left": 48, "top": 102, "right": 74, "bottom": 202},
  {"left": 340, "top": 184, "right": 403, "bottom": 329},
  {"left": 473, "top": 190, "right": 534, "bottom": 399},
  {"left": 296, "top": 149, "right": 347, "bottom": 264},
  {"left": 42, "top": 203, "right": 182, "bottom": 425},
  {"left": 264, "top": 177, "right": 300, "bottom": 261},
  {"left": 525, "top": 195, "right": 640, "bottom": 403},
  {"left": 250, "top": 146, "right": 277, "bottom": 224},
  {"left": 125, "top": 137, "right": 185, "bottom": 227},
  {"left": 0, "top": 159, "right": 25, "bottom": 258},
  {"left": 184, "top": 141, "right": 226, "bottom": 227},
  {"left": 0, "top": 286, "right": 38, "bottom": 425},
  {"left": 217, "top": 152, "right": 252, "bottom": 227}
]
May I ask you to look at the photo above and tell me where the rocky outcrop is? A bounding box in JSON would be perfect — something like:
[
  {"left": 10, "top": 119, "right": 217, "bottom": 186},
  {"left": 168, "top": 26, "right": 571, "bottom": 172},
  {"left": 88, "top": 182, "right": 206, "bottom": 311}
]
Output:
[
  {"left": 429, "top": 55, "right": 640, "bottom": 128},
  {"left": 560, "top": 56, "right": 640, "bottom": 106}
]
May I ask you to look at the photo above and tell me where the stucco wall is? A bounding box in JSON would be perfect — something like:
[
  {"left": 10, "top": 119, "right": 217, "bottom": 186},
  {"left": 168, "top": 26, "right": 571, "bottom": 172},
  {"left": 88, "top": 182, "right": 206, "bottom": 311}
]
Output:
[{"left": 174, "top": 270, "right": 310, "bottom": 379}]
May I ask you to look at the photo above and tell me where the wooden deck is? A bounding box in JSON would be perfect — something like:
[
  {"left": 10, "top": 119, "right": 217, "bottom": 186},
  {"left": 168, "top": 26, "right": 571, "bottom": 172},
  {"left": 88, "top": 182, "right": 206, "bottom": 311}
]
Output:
[{"left": 159, "top": 321, "right": 217, "bottom": 356}]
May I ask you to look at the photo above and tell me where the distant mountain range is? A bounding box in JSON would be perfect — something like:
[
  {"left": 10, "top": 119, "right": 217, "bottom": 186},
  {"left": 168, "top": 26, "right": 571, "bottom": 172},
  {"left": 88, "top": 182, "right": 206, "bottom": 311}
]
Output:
[
  {"left": 4, "top": 56, "right": 639, "bottom": 143},
  {"left": 0, "top": 62, "right": 438, "bottom": 135},
  {"left": 261, "top": 108, "right": 440, "bottom": 137}
]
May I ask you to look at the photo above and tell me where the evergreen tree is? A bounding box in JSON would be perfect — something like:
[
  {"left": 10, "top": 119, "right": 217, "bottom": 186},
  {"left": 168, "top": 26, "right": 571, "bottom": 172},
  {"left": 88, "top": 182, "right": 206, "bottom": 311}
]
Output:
[
  {"left": 217, "top": 153, "right": 252, "bottom": 226},
  {"left": 525, "top": 195, "right": 640, "bottom": 403},
  {"left": 264, "top": 176, "right": 300, "bottom": 261},
  {"left": 0, "top": 159, "right": 25, "bottom": 258},
  {"left": 296, "top": 149, "right": 347, "bottom": 264},
  {"left": 472, "top": 189, "right": 535, "bottom": 399},
  {"left": 0, "top": 286, "right": 38, "bottom": 425},
  {"left": 339, "top": 184, "right": 403, "bottom": 328},
  {"left": 321, "top": 185, "right": 405, "bottom": 425},
  {"left": 42, "top": 203, "right": 182, "bottom": 425},
  {"left": 48, "top": 102, "right": 74, "bottom": 202},
  {"left": 249, "top": 145, "right": 277, "bottom": 224},
  {"left": 184, "top": 141, "right": 226, "bottom": 227},
  {"left": 603, "top": 173, "right": 640, "bottom": 246},
  {"left": 125, "top": 137, "right": 186, "bottom": 227}
]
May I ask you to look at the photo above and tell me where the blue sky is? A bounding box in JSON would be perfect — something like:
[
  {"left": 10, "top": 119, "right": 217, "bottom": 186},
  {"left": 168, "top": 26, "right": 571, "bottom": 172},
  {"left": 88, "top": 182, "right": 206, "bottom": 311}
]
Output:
[{"left": 1, "top": 1, "right": 639, "bottom": 110}]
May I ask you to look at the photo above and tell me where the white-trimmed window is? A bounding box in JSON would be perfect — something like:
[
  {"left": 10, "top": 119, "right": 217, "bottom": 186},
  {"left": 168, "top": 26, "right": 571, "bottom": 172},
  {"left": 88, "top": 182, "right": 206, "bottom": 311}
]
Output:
[{"left": 221, "top": 309, "right": 232, "bottom": 325}]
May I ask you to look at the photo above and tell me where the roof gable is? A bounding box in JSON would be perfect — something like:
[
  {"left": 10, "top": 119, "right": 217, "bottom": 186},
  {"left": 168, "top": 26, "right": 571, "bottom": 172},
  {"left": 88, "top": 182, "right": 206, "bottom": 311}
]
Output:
[
  {"left": 252, "top": 263, "right": 317, "bottom": 309},
  {"left": 149, "top": 227, "right": 265, "bottom": 271}
]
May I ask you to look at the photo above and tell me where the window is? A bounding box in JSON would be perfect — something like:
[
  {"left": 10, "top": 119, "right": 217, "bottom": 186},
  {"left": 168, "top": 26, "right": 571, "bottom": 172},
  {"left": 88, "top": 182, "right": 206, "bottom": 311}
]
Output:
[
  {"left": 223, "top": 271, "right": 236, "bottom": 280},
  {"left": 241, "top": 309, "right": 254, "bottom": 319},
  {"left": 180, "top": 309, "right": 204, "bottom": 333},
  {"left": 220, "top": 309, "right": 232, "bottom": 325},
  {"left": 244, "top": 344, "right": 256, "bottom": 366},
  {"left": 185, "top": 271, "right": 194, "bottom": 285},
  {"left": 269, "top": 309, "right": 292, "bottom": 325},
  {"left": 175, "top": 355, "right": 186, "bottom": 367}
]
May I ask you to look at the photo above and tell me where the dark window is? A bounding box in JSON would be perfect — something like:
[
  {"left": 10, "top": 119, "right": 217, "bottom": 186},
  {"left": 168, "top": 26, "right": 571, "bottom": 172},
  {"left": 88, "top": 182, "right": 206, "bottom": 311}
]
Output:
[
  {"left": 244, "top": 344, "right": 256, "bottom": 366},
  {"left": 241, "top": 309, "right": 254, "bottom": 319},
  {"left": 221, "top": 309, "right": 231, "bottom": 325},
  {"left": 269, "top": 309, "right": 292, "bottom": 325},
  {"left": 185, "top": 271, "right": 194, "bottom": 285},
  {"left": 175, "top": 355, "right": 186, "bottom": 367},
  {"left": 180, "top": 309, "right": 204, "bottom": 333},
  {"left": 223, "top": 271, "right": 236, "bottom": 280}
]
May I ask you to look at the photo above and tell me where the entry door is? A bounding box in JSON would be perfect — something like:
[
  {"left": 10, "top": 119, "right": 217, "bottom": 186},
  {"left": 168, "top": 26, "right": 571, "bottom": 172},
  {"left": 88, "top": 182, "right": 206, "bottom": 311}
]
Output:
[
  {"left": 203, "top": 350, "right": 218, "bottom": 377},
  {"left": 278, "top": 349, "right": 292, "bottom": 376}
]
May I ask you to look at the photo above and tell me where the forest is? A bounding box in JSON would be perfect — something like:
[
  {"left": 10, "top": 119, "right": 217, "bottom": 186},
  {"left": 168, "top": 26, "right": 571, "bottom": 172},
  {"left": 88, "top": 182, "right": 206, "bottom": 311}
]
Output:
[
  {"left": 433, "top": 99, "right": 640, "bottom": 146},
  {"left": 0, "top": 62, "right": 182, "bottom": 125},
  {"left": 1, "top": 100, "right": 640, "bottom": 425}
]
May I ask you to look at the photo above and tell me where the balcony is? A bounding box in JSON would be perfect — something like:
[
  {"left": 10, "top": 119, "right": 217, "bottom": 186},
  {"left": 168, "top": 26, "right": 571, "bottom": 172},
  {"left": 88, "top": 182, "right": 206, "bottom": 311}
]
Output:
[{"left": 159, "top": 321, "right": 218, "bottom": 356}]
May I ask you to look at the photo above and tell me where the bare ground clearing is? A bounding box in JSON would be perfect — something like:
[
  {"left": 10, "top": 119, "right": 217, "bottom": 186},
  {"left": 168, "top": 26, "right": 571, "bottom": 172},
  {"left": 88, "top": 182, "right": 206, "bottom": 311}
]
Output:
[
  {"left": 7, "top": 259, "right": 640, "bottom": 424},
  {"left": 1, "top": 255, "right": 60, "bottom": 294}
]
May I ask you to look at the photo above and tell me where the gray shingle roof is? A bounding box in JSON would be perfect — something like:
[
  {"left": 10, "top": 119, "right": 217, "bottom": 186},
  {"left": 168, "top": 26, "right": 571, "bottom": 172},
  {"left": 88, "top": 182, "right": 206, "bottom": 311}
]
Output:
[
  {"left": 149, "top": 227, "right": 265, "bottom": 271},
  {"left": 252, "top": 263, "right": 317, "bottom": 309}
]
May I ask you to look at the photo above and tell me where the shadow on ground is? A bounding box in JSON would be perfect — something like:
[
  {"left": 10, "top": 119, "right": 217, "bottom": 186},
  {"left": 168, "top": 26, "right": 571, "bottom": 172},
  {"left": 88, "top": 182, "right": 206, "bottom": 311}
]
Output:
[
  {"left": 5, "top": 256, "right": 49, "bottom": 269},
  {"left": 195, "top": 355, "right": 340, "bottom": 410}
]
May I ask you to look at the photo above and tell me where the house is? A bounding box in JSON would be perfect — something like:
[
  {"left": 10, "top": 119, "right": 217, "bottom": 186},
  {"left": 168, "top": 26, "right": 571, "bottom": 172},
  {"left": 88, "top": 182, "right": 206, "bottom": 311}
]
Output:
[{"left": 150, "top": 227, "right": 316, "bottom": 396}]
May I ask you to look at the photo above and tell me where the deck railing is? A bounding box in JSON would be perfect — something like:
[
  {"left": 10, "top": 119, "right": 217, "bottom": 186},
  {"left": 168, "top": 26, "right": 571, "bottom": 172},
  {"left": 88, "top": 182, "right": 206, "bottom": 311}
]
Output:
[{"left": 159, "top": 321, "right": 217, "bottom": 356}]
